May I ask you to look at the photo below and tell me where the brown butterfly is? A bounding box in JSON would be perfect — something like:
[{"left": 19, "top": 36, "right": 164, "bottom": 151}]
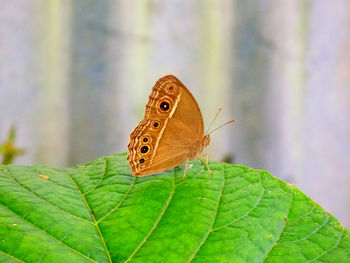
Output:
[{"left": 127, "top": 75, "right": 235, "bottom": 180}]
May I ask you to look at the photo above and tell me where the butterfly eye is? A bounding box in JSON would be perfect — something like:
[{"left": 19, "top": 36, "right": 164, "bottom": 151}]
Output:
[
  {"left": 159, "top": 101, "right": 171, "bottom": 112},
  {"left": 139, "top": 158, "right": 145, "bottom": 164},
  {"left": 139, "top": 145, "right": 149, "bottom": 154},
  {"left": 153, "top": 121, "right": 160, "bottom": 128}
]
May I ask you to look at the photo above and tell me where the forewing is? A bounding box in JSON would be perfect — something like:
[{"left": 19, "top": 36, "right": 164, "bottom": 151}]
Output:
[{"left": 127, "top": 75, "right": 205, "bottom": 176}]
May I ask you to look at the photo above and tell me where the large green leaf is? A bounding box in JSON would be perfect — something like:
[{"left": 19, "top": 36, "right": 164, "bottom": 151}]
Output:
[{"left": 0, "top": 153, "right": 349, "bottom": 262}]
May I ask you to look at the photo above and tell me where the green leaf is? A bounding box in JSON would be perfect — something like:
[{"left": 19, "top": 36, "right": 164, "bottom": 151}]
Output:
[{"left": 0, "top": 153, "right": 349, "bottom": 262}]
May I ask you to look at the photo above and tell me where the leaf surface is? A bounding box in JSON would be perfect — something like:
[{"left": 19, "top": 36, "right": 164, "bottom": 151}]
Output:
[{"left": 0, "top": 154, "right": 349, "bottom": 262}]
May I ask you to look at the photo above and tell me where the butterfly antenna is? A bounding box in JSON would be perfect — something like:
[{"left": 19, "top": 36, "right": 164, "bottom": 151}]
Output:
[
  {"left": 208, "top": 120, "right": 237, "bottom": 135},
  {"left": 205, "top": 107, "right": 222, "bottom": 135}
]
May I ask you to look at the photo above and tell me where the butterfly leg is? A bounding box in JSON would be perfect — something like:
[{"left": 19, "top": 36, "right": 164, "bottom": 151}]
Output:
[
  {"left": 182, "top": 159, "right": 190, "bottom": 182},
  {"left": 198, "top": 154, "right": 213, "bottom": 174},
  {"left": 206, "top": 153, "right": 213, "bottom": 174}
]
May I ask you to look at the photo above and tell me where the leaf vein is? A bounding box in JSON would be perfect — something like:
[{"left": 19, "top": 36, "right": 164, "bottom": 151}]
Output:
[
  {"left": 0, "top": 250, "right": 25, "bottom": 262},
  {"left": 262, "top": 186, "right": 294, "bottom": 261},
  {"left": 63, "top": 170, "right": 112, "bottom": 263},
  {"left": 212, "top": 171, "right": 264, "bottom": 232},
  {"left": 309, "top": 227, "right": 345, "bottom": 262},
  {"left": 186, "top": 163, "right": 226, "bottom": 262},
  {"left": 98, "top": 174, "right": 136, "bottom": 223},
  {"left": 0, "top": 203, "right": 96, "bottom": 262},
  {"left": 280, "top": 215, "right": 330, "bottom": 244},
  {"left": 124, "top": 169, "right": 176, "bottom": 262},
  {"left": 83, "top": 158, "right": 108, "bottom": 195},
  {"left": 31, "top": 167, "right": 76, "bottom": 191},
  {"left": 6, "top": 167, "right": 93, "bottom": 224}
]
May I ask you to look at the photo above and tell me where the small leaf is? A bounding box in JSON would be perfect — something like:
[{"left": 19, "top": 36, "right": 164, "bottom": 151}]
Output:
[
  {"left": 0, "top": 125, "right": 25, "bottom": 165},
  {"left": 0, "top": 153, "right": 349, "bottom": 262}
]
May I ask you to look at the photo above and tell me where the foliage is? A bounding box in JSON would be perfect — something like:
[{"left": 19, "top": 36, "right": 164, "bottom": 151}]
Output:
[
  {"left": 0, "top": 153, "right": 349, "bottom": 262},
  {"left": 0, "top": 125, "right": 25, "bottom": 165}
]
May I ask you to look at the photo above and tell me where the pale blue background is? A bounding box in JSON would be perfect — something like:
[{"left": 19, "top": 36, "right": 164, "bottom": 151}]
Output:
[{"left": 1, "top": 0, "right": 350, "bottom": 227}]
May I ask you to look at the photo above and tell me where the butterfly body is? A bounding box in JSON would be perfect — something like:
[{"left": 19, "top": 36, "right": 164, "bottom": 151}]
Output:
[{"left": 127, "top": 75, "right": 210, "bottom": 176}]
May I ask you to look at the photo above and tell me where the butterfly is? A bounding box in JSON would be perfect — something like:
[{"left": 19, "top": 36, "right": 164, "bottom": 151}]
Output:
[{"left": 127, "top": 75, "right": 235, "bottom": 180}]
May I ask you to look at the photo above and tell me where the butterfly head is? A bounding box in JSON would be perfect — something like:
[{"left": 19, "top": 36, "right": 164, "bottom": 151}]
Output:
[{"left": 203, "top": 135, "right": 210, "bottom": 148}]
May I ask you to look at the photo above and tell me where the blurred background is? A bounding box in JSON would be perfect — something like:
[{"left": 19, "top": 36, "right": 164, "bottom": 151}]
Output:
[{"left": 0, "top": 0, "right": 349, "bottom": 227}]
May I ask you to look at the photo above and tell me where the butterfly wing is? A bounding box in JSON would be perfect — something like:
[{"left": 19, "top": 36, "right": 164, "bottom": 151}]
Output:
[{"left": 127, "top": 75, "right": 205, "bottom": 176}]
